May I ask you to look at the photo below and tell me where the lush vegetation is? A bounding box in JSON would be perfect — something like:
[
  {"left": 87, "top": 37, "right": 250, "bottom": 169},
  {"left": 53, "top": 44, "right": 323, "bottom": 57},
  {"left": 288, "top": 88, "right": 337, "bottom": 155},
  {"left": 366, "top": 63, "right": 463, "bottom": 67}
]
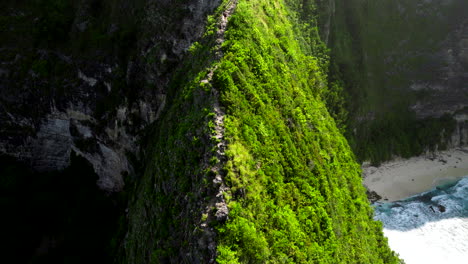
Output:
[
  {"left": 350, "top": 111, "right": 457, "bottom": 165},
  {"left": 121, "top": 2, "right": 234, "bottom": 262},
  {"left": 1, "top": 0, "right": 405, "bottom": 263},
  {"left": 123, "top": 0, "right": 401, "bottom": 263},
  {"left": 211, "top": 0, "right": 399, "bottom": 262}
]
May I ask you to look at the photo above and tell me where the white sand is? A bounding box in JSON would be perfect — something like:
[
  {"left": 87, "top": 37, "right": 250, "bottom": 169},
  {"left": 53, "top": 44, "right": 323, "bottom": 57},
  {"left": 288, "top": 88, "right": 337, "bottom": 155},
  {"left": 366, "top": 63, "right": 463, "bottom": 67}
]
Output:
[{"left": 362, "top": 147, "right": 468, "bottom": 202}]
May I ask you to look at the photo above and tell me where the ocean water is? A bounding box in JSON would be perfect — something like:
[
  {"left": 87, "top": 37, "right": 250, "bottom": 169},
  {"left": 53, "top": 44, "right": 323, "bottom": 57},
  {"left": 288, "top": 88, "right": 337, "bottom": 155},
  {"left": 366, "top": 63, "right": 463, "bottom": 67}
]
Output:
[{"left": 373, "top": 176, "right": 468, "bottom": 264}]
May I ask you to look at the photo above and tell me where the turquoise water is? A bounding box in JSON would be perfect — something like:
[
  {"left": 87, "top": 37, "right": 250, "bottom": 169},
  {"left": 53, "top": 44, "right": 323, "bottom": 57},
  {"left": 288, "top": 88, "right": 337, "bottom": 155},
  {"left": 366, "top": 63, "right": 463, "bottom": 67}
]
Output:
[
  {"left": 374, "top": 176, "right": 468, "bottom": 263},
  {"left": 374, "top": 176, "right": 468, "bottom": 230}
]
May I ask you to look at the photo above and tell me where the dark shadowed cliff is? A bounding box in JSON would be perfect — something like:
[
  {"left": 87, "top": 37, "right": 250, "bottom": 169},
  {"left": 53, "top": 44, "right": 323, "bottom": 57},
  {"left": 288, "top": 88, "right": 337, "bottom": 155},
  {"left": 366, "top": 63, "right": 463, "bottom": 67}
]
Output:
[
  {"left": 328, "top": 0, "right": 468, "bottom": 163},
  {"left": 9, "top": 0, "right": 465, "bottom": 263}
]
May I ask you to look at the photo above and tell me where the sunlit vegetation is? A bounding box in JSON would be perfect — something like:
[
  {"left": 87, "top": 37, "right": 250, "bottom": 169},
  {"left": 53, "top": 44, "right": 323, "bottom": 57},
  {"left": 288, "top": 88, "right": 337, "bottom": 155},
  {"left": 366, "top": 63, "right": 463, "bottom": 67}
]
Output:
[
  {"left": 213, "top": 0, "right": 400, "bottom": 262},
  {"left": 123, "top": 0, "right": 400, "bottom": 263}
]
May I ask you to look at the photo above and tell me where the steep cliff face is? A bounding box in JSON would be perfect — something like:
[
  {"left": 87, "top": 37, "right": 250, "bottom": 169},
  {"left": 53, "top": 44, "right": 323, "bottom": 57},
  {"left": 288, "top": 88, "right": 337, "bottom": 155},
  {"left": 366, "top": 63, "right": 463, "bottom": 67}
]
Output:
[
  {"left": 2, "top": 0, "right": 402, "bottom": 263},
  {"left": 122, "top": 0, "right": 399, "bottom": 263},
  {"left": 328, "top": 0, "right": 468, "bottom": 163},
  {"left": 1, "top": 1, "right": 226, "bottom": 262},
  {"left": 0, "top": 0, "right": 219, "bottom": 191}
]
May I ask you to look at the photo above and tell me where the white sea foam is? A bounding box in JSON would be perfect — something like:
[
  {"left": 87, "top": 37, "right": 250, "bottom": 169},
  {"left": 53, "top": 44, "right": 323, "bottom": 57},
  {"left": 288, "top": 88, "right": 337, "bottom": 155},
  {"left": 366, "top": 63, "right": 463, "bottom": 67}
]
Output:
[
  {"left": 374, "top": 176, "right": 468, "bottom": 264},
  {"left": 383, "top": 218, "right": 468, "bottom": 264}
]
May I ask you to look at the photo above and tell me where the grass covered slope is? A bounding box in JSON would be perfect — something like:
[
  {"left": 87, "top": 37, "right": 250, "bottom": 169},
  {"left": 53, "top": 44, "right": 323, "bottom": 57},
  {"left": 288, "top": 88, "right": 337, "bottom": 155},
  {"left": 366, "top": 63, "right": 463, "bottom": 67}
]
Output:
[
  {"left": 122, "top": 1, "right": 236, "bottom": 262},
  {"left": 214, "top": 0, "right": 399, "bottom": 263},
  {"left": 123, "top": 0, "right": 399, "bottom": 263}
]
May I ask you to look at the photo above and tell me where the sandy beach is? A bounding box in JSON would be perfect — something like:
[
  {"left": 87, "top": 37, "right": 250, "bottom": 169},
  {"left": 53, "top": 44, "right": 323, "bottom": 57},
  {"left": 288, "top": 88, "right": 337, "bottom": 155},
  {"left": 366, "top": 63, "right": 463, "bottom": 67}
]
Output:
[{"left": 362, "top": 147, "right": 468, "bottom": 202}]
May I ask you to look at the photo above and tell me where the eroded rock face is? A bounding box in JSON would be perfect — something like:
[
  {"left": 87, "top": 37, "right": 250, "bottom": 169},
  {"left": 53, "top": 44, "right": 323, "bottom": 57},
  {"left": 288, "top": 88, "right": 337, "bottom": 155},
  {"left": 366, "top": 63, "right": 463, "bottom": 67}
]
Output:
[
  {"left": 329, "top": 0, "right": 468, "bottom": 161},
  {"left": 449, "top": 112, "right": 468, "bottom": 147},
  {"left": 0, "top": 0, "right": 220, "bottom": 192},
  {"left": 374, "top": 1, "right": 468, "bottom": 126},
  {"left": 408, "top": 19, "right": 468, "bottom": 148},
  {"left": 410, "top": 19, "right": 468, "bottom": 120}
]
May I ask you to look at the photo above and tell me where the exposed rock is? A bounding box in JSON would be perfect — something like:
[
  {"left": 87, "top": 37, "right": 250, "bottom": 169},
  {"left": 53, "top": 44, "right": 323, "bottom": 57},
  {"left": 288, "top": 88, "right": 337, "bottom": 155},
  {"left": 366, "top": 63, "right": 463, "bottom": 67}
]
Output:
[
  {"left": 410, "top": 19, "right": 468, "bottom": 121},
  {"left": 449, "top": 112, "right": 468, "bottom": 147},
  {"left": 0, "top": 0, "right": 222, "bottom": 192},
  {"left": 31, "top": 115, "right": 72, "bottom": 171},
  {"left": 215, "top": 201, "right": 229, "bottom": 222},
  {"left": 331, "top": 0, "right": 468, "bottom": 162},
  {"left": 437, "top": 204, "right": 446, "bottom": 213},
  {"left": 366, "top": 190, "right": 382, "bottom": 203}
]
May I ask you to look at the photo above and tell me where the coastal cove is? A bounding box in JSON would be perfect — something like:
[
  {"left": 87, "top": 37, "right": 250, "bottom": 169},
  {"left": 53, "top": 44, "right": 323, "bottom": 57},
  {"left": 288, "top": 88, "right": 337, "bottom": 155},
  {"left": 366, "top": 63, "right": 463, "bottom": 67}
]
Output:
[
  {"left": 1, "top": 0, "right": 467, "bottom": 262},
  {"left": 363, "top": 148, "right": 468, "bottom": 264},
  {"left": 363, "top": 147, "right": 468, "bottom": 202},
  {"left": 373, "top": 176, "right": 468, "bottom": 264}
]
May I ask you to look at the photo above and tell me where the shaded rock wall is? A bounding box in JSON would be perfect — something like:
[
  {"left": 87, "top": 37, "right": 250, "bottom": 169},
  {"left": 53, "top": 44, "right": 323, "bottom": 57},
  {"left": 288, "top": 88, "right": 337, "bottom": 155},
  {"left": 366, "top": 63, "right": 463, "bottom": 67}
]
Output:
[
  {"left": 0, "top": 0, "right": 220, "bottom": 191},
  {"left": 328, "top": 0, "right": 468, "bottom": 162}
]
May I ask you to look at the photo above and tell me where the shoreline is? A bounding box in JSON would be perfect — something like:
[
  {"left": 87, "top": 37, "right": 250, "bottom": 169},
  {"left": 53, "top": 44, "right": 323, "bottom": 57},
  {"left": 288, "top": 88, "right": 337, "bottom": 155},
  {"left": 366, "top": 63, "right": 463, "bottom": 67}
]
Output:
[{"left": 362, "top": 147, "right": 468, "bottom": 202}]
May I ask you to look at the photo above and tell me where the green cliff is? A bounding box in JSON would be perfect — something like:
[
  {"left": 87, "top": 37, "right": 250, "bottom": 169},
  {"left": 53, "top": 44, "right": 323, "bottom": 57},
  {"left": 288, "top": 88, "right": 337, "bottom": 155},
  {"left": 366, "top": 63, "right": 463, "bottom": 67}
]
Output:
[
  {"left": 2, "top": 0, "right": 432, "bottom": 263},
  {"left": 123, "top": 0, "right": 400, "bottom": 263}
]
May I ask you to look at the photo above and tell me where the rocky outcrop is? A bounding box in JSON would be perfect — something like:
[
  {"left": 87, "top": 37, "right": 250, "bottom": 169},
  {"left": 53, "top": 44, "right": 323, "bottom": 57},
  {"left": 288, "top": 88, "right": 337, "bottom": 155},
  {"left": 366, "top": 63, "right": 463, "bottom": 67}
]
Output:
[
  {"left": 0, "top": 0, "right": 221, "bottom": 192},
  {"left": 409, "top": 18, "right": 468, "bottom": 149},
  {"left": 197, "top": 1, "right": 237, "bottom": 260},
  {"left": 449, "top": 111, "right": 468, "bottom": 148}
]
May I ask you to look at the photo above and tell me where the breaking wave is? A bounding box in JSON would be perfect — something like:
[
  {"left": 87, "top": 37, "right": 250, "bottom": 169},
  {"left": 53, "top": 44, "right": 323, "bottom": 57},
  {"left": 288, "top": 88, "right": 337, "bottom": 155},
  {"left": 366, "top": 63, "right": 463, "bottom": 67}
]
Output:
[{"left": 374, "top": 176, "right": 468, "bottom": 264}]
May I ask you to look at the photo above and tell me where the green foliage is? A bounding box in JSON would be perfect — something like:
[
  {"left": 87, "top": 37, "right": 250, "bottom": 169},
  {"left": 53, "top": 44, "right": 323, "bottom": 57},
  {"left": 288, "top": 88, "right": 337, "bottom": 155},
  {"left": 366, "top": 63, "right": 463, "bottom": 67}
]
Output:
[
  {"left": 188, "top": 41, "right": 203, "bottom": 55},
  {"left": 213, "top": 0, "right": 400, "bottom": 263},
  {"left": 122, "top": 1, "right": 237, "bottom": 262},
  {"left": 323, "top": 80, "right": 348, "bottom": 132},
  {"left": 352, "top": 112, "right": 457, "bottom": 165},
  {"left": 123, "top": 0, "right": 401, "bottom": 263}
]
